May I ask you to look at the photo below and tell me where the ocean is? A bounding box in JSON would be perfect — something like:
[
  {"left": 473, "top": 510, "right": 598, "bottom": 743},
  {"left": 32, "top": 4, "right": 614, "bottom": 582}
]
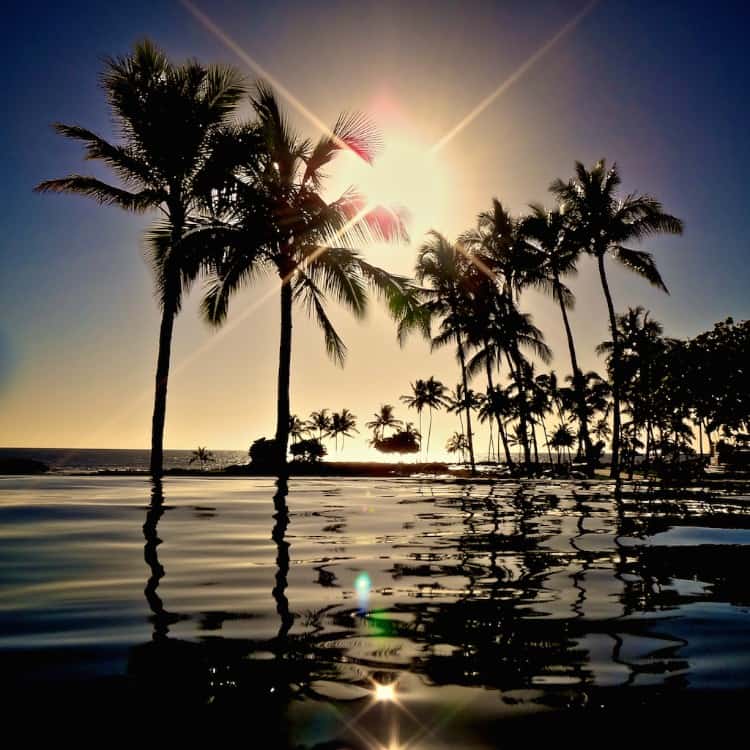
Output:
[{"left": 0, "top": 447, "right": 248, "bottom": 473}]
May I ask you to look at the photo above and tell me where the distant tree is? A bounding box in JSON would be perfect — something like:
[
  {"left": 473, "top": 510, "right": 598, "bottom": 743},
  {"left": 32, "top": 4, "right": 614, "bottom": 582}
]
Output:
[
  {"left": 189, "top": 446, "right": 215, "bottom": 471},
  {"left": 366, "top": 404, "right": 402, "bottom": 441},
  {"left": 446, "top": 432, "right": 469, "bottom": 464},
  {"left": 329, "top": 409, "right": 358, "bottom": 451},
  {"left": 401, "top": 380, "right": 428, "bottom": 458},
  {"left": 372, "top": 423, "right": 421, "bottom": 456},
  {"left": 289, "top": 414, "right": 308, "bottom": 444},
  {"left": 289, "top": 438, "right": 327, "bottom": 463},
  {"left": 307, "top": 410, "right": 333, "bottom": 443},
  {"left": 422, "top": 377, "right": 447, "bottom": 459},
  {"left": 548, "top": 424, "right": 575, "bottom": 464}
]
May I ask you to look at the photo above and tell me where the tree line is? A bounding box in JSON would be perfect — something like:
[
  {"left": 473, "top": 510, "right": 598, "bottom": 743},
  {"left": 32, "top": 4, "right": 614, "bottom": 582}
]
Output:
[{"left": 36, "top": 40, "right": 748, "bottom": 480}]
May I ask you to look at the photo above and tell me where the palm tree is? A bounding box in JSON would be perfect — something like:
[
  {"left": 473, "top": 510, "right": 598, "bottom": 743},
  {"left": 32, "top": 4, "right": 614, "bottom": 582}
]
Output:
[
  {"left": 329, "top": 409, "right": 358, "bottom": 452},
  {"left": 551, "top": 160, "right": 683, "bottom": 477},
  {"left": 195, "top": 83, "right": 409, "bottom": 475},
  {"left": 409, "top": 232, "right": 476, "bottom": 473},
  {"left": 422, "top": 376, "right": 447, "bottom": 460},
  {"left": 366, "top": 404, "right": 403, "bottom": 441},
  {"left": 464, "top": 289, "right": 550, "bottom": 465},
  {"left": 35, "top": 40, "right": 245, "bottom": 477},
  {"left": 548, "top": 424, "right": 575, "bottom": 465},
  {"left": 288, "top": 414, "right": 308, "bottom": 444},
  {"left": 460, "top": 198, "right": 542, "bottom": 300},
  {"left": 401, "top": 380, "right": 428, "bottom": 459},
  {"left": 479, "top": 385, "right": 514, "bottom": 463},
  {"left": 189, "top": 446, "right": 215, "bottom": 471},
  {"left": 307, "top": 410, "right": 332, "bottom": 444},
  {"left": 520, "top": 205, "right": 593, "bottom": 463},
  {"left": 446, "top": 432, "right": 469, "bottom": 464}
]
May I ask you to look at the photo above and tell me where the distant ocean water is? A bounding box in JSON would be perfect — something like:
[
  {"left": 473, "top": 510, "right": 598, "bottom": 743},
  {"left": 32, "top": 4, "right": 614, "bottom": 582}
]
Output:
[{"left": 0, "top": 447, "right": 248, "bottom": 473}]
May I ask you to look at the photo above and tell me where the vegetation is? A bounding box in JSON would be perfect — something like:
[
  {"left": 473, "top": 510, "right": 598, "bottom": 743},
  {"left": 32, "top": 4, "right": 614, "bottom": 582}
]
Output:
[
  {"left": 36, "top": 40, "right": 245, "bottom": 477},
  {"left": 189, "top": 446, "right": 215, "bottom": 470},
  {"left": 44, "top": 40, "right": 750, "bottom": 481}
]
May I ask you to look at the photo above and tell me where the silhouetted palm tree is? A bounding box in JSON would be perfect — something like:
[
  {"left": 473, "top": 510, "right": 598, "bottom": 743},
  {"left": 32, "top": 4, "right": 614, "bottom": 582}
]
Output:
[
  {"left": 196, "top": 83, "right": 409, "bottom": 475},
  {"left": 446, "top": 432, "right": 469, "bottom": 464},
  {"left": 366, "top": 404, "right": 402, "bottom": 441},
  {"left": 189, "top": 446, "right": 215, "bottom": 471},
  {"left": 35, "top": 40, "right": 245, "bottom": 477},
  {"left": 548, "top": 423, "right": 575, "bottom": 465},
  {"left": 521, "top": 205, "right": 593, "bottom": 463},
  {"left": 329, "top": 409, "right": 358, "bottom": 451},
  {"left": 411, "top": 232, "right": 477, "bottom": 473},
  {"left": 422, "top": 377, "right": 447, "bottom": 460},
  {"left": 288, "top": 414, "right": 308, "bottom": 444},
  {"left": 551, "top": 160, "right": 683, "bottom": 477},
  {"left": 401, "top": 380, "right": 430, "bottom": 459},
  {"left": 307, "top": 410, "right": 332, "bottom": 443}
]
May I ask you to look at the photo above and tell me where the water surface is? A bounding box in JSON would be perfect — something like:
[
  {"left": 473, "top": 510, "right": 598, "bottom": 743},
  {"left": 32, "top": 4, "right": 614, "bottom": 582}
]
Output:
[{"left": 1, "top": 476, "right": 749, "bottom": 745}]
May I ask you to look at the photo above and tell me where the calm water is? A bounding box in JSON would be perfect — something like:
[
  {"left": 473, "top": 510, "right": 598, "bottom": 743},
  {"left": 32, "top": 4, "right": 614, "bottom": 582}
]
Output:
[
  {"left": 2, "top": 476, "right": 750, "bottom": 743},
  {"left": 0, "top": 447, "right": 247, "bottom": 472}
]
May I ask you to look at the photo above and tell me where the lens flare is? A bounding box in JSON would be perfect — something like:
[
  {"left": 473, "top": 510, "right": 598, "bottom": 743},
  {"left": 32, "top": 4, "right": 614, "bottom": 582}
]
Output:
[{"left": 373, "top": 682, "right": 397, "bottom": 703}]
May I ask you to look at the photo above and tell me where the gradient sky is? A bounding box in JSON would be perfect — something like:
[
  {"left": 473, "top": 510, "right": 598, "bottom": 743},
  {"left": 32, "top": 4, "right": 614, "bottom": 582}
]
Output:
[{"left": 2, "top": 1, "right": 749, "bottom": 458}]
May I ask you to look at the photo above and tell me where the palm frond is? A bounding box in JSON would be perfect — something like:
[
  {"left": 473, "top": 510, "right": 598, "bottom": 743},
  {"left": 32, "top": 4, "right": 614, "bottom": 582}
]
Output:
[
  {"left": 295, "top": 272, "right": 347, "bottom": 366},
  {"left": 34, "top": 175, "right": 162, "bottom": 212},
  {"left": 613, "top": 246, "right": 669, "bottom": 293}
]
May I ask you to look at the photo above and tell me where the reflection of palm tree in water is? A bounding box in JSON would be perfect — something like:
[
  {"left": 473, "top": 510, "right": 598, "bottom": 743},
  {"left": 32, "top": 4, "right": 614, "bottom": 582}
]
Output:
[
  {"left": 143, "top": 478, "right": 180, "bottom": 640},
  {"left": 272, "top": 478, "right": 294, "bottom": 642}
]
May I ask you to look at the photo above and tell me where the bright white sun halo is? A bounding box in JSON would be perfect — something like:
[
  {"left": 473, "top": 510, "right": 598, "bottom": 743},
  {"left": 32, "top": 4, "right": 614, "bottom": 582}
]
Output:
[{"left": 330, "top": 130, "right": 450, "bottom": 243}]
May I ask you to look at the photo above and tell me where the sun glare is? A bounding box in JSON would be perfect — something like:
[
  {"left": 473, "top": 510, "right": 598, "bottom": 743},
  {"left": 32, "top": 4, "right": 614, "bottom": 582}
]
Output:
[
  {"left": 331, "top": 131, "right": 450, "bottom": 242},
  {"left": 373, "top": 681, "right": 397, "bottom": 702}
]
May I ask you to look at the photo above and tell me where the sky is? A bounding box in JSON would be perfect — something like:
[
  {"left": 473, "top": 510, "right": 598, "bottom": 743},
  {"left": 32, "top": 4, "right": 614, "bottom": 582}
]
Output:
[{"left": 1, "top": 0, "right": 749, "bottom": 459}]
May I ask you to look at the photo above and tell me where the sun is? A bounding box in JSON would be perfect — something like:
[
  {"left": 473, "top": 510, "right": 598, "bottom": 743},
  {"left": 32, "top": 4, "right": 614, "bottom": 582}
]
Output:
[{"left": 329, "top": 130, "right": 450, "bottom": 243}]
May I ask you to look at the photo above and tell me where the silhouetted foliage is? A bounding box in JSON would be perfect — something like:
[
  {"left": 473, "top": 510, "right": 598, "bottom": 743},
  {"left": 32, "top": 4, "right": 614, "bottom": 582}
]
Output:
[
  {"left": 289, "top": 438, "right": 327, "bottom": 463},
  {"left": 249, "top": 437, "right": 279, "bottom": 467}
]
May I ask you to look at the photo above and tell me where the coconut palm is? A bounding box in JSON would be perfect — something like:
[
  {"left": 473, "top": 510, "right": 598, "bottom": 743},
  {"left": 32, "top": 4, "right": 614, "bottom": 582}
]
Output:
[
  {"left": 195, "top": 83, "right": 410, "bottom": 474},
  {"left": 479, "top": 385, "right": 515, "bottom": 463},
  {"left": 307, "top": 410, "right": 333, "bottom": 443},
  {"left": 422, "top": 376, "right": 447, "bottom": 460},
  {"left": 464, "top": 288, "right": 551, "bottom": 464},
  {"left": 408, "top": 232, "right": 476, "bottom": 473},
  {"left": 329, "top": 409, "right": 358, "bottom": 451},
  {"left": 400, "top": 380, "right": 428, "bottom": 458},
  {"left": 189, "top": 446, "right": 215, "bottom": 471},
  {"left": 446, "top": 432, "right": 469, "bottom": 464},
  {"left": 288, "top": 414, "right": 308, "bottom": 444},
  {"left": 366, "top": 404, "right": 403, "bottom": 441},
  {"left": 548, "top": 424, "right": 575, "bottom": 465},
  {"left": 551, "top": 160, "right": 683, "bottom": 477},
  {"left": 520, "top": 205, "right": 593, "bottom": 463},
  {"left": 460, "top": 199, "right": 542, "bottom": 300},
  {"left": 35, "top": 40, "right": 245, "bottom": 477}
]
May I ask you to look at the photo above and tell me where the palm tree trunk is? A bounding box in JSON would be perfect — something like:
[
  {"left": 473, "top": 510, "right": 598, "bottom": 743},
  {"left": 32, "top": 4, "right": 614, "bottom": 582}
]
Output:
[
  {"left": 274, "top": 275, "right": 294, "bottom": 477},
  {"left": 555, "top": 278, "right": 593, "bottom": 465},
  {"left": 456, "top": 339, "right": 476, "bottom": 474},
  {"left": 150, "top": 303, "right": 176, "bottom": 478},
  {"left": 596, "top": 254, "right": 622, "bottom": 479},
  {"left": 542, "top": 422, "right": 553, "bottom": 465},
  {"left": 484, "top": 352, "right": 513, "bottom": 465},
  {"left": 427, "top": 408, "right": 433, "bottom": 460}
]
